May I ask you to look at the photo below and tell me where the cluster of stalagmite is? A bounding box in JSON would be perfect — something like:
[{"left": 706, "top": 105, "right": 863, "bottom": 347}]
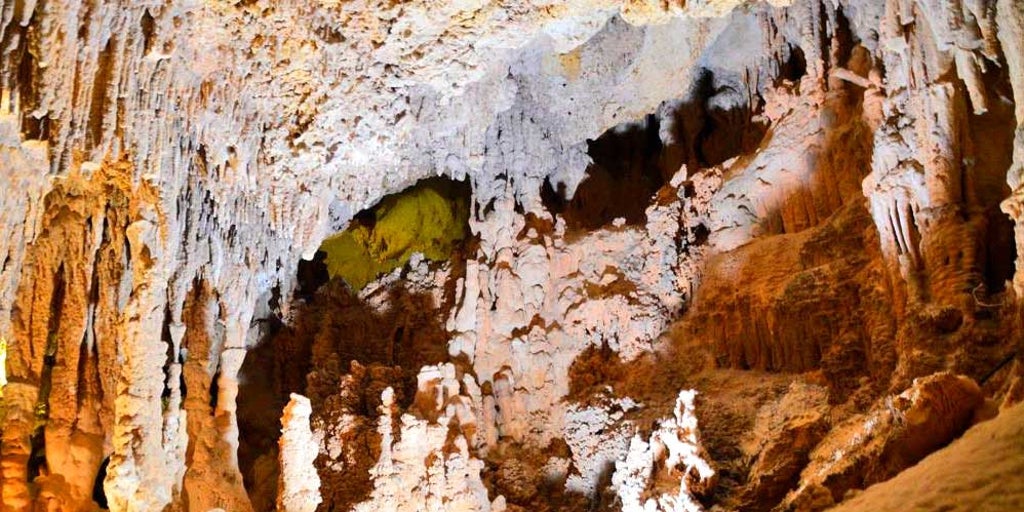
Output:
[{"left": 2, "top": 0, "right": 1024, "bottom": 511}]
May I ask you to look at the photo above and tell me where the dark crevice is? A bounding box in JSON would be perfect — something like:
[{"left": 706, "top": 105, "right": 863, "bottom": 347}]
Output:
[
  {"left": 268, "top": 284, "right": 283, "bottom": 315},
  {"left": 967, "top": 49, "right": 1018, "bottom": 295},
  {"left": 178, "top": 349, "right": 188, "bottom": 400},
  {"left": 161, "top": 304, "right": 174, "bottom": 405},
  {"left": 88, "top": 254, "right": 105, "bottom": 409},
  {"left": 295, "top": 251, "right": 329, "bottom": 301},
  {"left": 816, "top": 1, "right": 832, "bottom": 82},
  {"left": 982, "top": 211, "right": 1016, "bottom": 294},
  {"left": 661, "top": 67, "right": 769, "bottom": 174},
  {"left": 237, "top": 317, "right": 288, "bottom": 510},
  {"left": 691, "top": 222, "right": 710, "bottom": 247},
  {"left": 779, "top": 44, "right": 807, "bottom": 83},
  {"left": 75, "top": 336, "right": 90, "bottom": 412},
  {"left": 30, "top": 264, "right": 66, "bottom": 480},
  {"left": 545, "top": 114, "right": 666, "bottom": 231},
  {"left": 691, "top": 70, "right": 767, "bottom": 168},
  {"left": 832, "top": 5, "right": 856, "bottom": 72},
  {"left": 478, "top": 197, "right": 497, "bottom": 221},
  {"left": 27, "top": 427, "right": 46, "bottom": 482},
  {"left": 140, "top": 9, "right": 156, "bottom": 54},
  {"left": 92, "top": 457, "right": 110, "bottom": 509},
  {"left": 195, "top": 144, "right": 210, "bottom": 177},
  {"left": 544, "top": 68, "right": 768, "bottom": 233},
  {"left": 121, "top": 228, "right": 133, "bottom": 294},
  {"left": 87, "top": 37, "right": 115, "bottom": 152},
  {"left": 540, "top": 178, "right": 568, "bottom": 217},
  {"left": 209, "top": 367, "right": 221, "bottom": 412},
  {"left": 513, "top": 199, "right": 525, "bottom": 216}
]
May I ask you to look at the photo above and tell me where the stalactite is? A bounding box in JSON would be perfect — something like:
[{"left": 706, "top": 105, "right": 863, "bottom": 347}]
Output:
[{"left": 0, "top": 0, "right": 1021, "bottom": 511}]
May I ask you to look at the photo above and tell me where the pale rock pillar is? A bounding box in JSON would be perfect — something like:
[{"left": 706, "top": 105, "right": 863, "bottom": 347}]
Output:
[
  {"left": 277, "top": 394, "right": 322, "bottom": 512},
  {"left": 105, "top": 218, "right": 176, "bottom": 512}
]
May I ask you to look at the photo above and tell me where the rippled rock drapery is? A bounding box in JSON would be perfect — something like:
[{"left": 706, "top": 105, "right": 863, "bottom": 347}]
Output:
[{"left": 0, "top": 0, "right": 1023, "bottom": 511}]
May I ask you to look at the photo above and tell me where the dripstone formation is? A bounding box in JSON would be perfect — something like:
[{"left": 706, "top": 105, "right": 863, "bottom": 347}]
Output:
[{"left": 1, "top": 0, "right": 1023, "bottom": 511}]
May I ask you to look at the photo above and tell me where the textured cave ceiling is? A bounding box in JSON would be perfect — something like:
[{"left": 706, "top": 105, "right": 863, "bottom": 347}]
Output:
[{"left": 1, "top": 0, "right": 1024, "bottom": 511}]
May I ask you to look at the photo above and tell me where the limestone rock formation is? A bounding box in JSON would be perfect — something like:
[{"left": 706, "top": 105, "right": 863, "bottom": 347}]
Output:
[
  {"left": 829, "top": 400, "right": 1024, "bottom": 511},
  {"left": 780, "top": 372, "right": 985, "bottom": 511},
  {"left": 738, "top": 383, "right": 830, "bottom": 510},
  {"left": 351, "top": 376, "right": 494, "bottom": 512},
  {"left": 277, "top": 394, "right": 321, "bottom": 512},
  {"left": 1, "top": 0, "right": 1023, "bottom": 511},
  {"left": 610, "top": 390, "right": 716, "bottom": 512}
]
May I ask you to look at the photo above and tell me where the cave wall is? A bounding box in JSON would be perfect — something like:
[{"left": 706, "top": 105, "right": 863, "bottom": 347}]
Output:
[
  {"left": 0, "top": 0, "right": 1023, "bottom": 511},
  {"left": 0, "top": 1, "right": 730, "bottom": 509}
]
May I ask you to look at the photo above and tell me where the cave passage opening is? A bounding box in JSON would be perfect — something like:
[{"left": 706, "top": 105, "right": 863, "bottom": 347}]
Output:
[
  {"left": 967, "top": 57, "right": 1020, "bottom": 296},
  {"left": 542, "top": 114, "right": 668, "bottom": 231},
  {"left": 239, "top": 175, "right": 473, "bottom": 509},
  {"left": 92, "top": 457, "right": 110, "bottom": 509},
  {"left": 542, "top": 69, "right": 770, "bottom": 235}
]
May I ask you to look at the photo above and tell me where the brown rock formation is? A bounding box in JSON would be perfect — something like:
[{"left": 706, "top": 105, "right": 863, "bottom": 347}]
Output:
[
  {"left": 830, "top": 400, "right": 1024, "bottom": 511},
  {"left": 780, "top": 372, "right": 985, "bottom": 511},
  {"left": 1, "top": 0, "right": 1023, "bottom": 511}
]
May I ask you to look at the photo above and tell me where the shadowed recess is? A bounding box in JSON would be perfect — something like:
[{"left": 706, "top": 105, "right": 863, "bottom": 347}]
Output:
[{"left": 542, "top": 114, "right": 667, "bottom": 231}]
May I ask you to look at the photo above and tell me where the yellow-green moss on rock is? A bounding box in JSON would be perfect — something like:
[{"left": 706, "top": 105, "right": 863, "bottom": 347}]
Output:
[{"left": 320, "top": 177, "right": 470, "bottom": 290}]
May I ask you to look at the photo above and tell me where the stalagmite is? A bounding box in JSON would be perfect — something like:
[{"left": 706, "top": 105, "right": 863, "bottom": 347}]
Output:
[
  {"left": 611, "top": 390, "right": 716, "bottom": 512},
  {"left": 277, "top": 394, "right": 321, "bottom": 512}
]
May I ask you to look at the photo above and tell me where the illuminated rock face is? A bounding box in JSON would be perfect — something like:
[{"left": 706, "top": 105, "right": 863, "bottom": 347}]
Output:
[
  {"left": 1, "top": 0, "right": 1023, "bottom": 511},
  {"left": 318, "top": 177, "right": 471, "bottom": 291}
]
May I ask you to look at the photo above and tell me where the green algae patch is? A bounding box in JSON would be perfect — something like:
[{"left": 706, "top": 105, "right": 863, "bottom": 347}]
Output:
[{"left": 320, "top": 177, "right": 471, "bottom": 290}]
